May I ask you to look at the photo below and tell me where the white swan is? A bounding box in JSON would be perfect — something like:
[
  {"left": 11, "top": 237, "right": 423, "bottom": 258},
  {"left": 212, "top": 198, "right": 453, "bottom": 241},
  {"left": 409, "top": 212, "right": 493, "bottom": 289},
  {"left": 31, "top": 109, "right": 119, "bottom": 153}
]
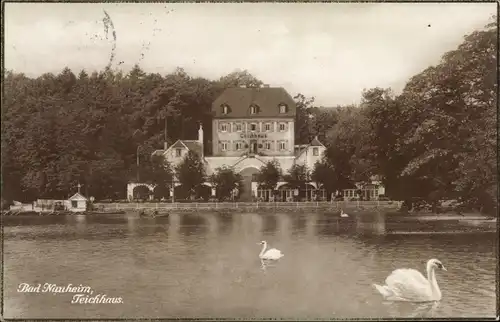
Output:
[
  {"left": 257, "top": 241, "right": 284, "bottom": 260},
  {"left": 373, "top": 258, "right": 447, "bottom": 302},
  {"left": 340, "top": 209, "right": 349, "bottom": 217}
]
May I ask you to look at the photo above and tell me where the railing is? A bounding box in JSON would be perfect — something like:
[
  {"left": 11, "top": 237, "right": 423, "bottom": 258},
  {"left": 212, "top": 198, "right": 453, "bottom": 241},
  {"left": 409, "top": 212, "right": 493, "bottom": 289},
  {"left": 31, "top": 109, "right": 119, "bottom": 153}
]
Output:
[{"left": 94, "top": 201, "right": 402, "bottom": 211}]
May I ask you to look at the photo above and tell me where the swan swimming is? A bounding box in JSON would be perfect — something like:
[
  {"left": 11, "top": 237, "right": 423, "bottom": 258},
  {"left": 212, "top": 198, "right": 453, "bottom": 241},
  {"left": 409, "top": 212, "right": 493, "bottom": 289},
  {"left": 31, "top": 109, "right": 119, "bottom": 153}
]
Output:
[
  {"left": 340, "top": 209, "right": 349, "bottom": 217},
  {"left": 373, "top": 258, "right": 447, "bottom": 302},
  {"left": 258, "top": 241, "right": 284, "bottom": 261}
]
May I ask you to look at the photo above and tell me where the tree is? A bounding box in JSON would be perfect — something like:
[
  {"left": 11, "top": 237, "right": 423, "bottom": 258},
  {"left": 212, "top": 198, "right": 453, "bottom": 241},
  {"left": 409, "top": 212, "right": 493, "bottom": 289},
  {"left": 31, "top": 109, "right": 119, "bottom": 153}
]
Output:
[
  {"left": 2, "top": 17, "right": 495, "bottom": 214},
  {"left": 142, "top": 154, "right": 173, "bottom": 200},
  {"left": 283, "top": 164, "right": 310, "bottom": 190},
  {"left": 175, "top": 150, "right": 206, "bottom": 199},
  {"left": 308, "top": 106, "right": 339, "bottom": 143},
  {"left": 294, "top": 93, "right": 315, "bottom": 144},
  {"left": 311, "top": 158, "right": 336, "bottom": 197},
  {"left": 256, "top": 160, "right": 282, "bottom": 191},
  {"left": 393, "top": 18, "right": 497, "bottom": 213},
  {"left": 210, "top": 166, "right": 243, "bottom": 201},
  {"left": 218, "top": 69, "right": 263, "bottom": 88},
  {"left": 323, "top": 105, "right": 370, "bottom": 191}
]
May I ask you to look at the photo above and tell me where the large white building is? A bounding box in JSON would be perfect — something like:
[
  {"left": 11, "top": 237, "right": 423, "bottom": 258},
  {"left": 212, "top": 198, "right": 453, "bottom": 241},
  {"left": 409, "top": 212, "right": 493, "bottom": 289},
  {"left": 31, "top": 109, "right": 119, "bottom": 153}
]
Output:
[{"left": 127, "top": 86, "right": 327, "bottom": 201}]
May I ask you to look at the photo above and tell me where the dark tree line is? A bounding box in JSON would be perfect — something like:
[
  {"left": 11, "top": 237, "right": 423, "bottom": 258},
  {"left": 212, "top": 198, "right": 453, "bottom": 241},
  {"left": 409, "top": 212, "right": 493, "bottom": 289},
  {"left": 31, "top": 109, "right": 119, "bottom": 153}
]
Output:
[
  {"left": 258, "top": 18, "right": 497, "bottom": 214},
  {"left": 2, "top": 18, "right": 497, "bottom": 214}
]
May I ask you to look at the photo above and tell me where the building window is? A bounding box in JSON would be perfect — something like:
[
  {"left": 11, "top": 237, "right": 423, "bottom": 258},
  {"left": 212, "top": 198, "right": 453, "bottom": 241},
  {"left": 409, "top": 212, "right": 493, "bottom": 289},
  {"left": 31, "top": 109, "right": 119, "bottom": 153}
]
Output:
[
  {"left": 279, "top": 141, "right": 286, "bottom": 150},
  {"left": 279, "top": 104, "right": 287, "bottom": 113},
  {"left": 250, "top": 105, "right": 257, "bottom": 114},
  {"left": 176, "top": 148, "right": 182, "bottom": 157},
  {"left": 222, "top": 105, "right": 229, "bottom": 114},
  {"left": 313, "top": 147, "right": 319, "bottom": 156},
  {"left": 220, "top": 123, "right": 228, "bottom": 132},
  {"left": 265, "top": 142, "right": 271, "bottom": 150},
  {"left": 235, "top": 123, "right": 242, "bottom": 132},
  {"left": 71, "top": 201, "right": 78, "bottom": 208},
  {"left": 265, "top": 123, "right": 271, "bottom": 132},
  {"left": 235, "top": 142, "right": 243, "bottom": 150},
  {"left": 279, "top": 123, "right": 286, "bottom": 132},
  {"left": 250, "top": 123, "right": 257, "bottom": 131},
  {"left": 221, "top": 142, "right": 228, "bottom": 151}
]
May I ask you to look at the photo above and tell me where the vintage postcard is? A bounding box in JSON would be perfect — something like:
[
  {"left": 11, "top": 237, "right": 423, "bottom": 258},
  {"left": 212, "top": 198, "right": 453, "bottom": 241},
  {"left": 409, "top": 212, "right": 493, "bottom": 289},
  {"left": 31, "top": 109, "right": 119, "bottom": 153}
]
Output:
[{"left": 2, "top": 1, "right": 498, "bottom": 320}]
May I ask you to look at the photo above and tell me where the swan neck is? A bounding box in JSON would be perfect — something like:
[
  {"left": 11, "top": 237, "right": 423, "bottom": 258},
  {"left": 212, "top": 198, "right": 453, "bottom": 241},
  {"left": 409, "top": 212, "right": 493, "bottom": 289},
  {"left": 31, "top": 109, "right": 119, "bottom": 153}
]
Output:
[
  {"left": 427, "top": 265, "right": 440, "bottom": 299},
  {"left": 259, "top": 243, "right": 267, "bottom": 257}
]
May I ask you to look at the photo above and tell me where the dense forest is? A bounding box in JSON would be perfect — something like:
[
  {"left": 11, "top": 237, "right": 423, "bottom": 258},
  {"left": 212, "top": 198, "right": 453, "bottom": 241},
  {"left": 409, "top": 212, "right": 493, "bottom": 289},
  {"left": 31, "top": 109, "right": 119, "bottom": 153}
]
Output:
[{"left": 1, "top": 18, "right": 497, "bottom": 214}]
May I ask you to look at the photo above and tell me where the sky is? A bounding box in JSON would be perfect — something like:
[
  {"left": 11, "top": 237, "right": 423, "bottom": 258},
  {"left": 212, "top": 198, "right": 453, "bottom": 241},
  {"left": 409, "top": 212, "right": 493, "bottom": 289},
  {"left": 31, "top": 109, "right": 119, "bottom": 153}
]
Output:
[{"left": 4, "top": 2, "right": 496, "bottom": 106}]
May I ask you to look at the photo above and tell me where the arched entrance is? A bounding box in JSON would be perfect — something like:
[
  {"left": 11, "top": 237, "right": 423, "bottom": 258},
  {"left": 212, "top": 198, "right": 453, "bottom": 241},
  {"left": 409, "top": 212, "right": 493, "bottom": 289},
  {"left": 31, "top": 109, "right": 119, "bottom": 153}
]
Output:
[
  {"left": 239, "top": 167, "right": 260, "bottom": 201},
  {"left": 133, "top": 185, "right": 152, "bottom": 201},
  {"left": 198, "top": 184, "right": 212, "bottom": 201}
]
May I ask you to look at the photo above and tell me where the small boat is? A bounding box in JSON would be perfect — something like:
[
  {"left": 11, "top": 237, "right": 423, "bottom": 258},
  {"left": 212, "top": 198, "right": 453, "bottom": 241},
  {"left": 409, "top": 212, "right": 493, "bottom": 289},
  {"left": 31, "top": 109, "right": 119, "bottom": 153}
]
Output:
[
  {"left": 138, "top": 210, "right": 169, "bottom": 218},
  {"left": 153, "top": 212, "right": 170, "bottom": 218}
]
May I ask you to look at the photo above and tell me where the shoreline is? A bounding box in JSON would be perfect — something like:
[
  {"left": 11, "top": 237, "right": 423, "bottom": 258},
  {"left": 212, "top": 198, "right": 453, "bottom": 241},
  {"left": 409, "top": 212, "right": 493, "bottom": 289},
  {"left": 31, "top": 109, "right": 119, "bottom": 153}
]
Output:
[
  {"left": 2, "top": 207, "right": 495, "bottom": 220},
  {"left": 2, "top": 201, "right": 496, "bottom": 222},
  {"left": 3, "top": 207, "right": 495, "bottom": 233}
]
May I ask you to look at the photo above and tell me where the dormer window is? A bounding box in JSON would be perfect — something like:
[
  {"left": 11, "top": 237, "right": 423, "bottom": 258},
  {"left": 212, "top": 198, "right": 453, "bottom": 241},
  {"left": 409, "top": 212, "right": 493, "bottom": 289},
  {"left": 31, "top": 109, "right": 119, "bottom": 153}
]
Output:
[
  {"left": 250, "top": 105, "right": 257, "bottom": 115},
  {"left": 279, "top": 104, "right": 287, "bottom": 114},
  {"left": 221, "top": 104, "right": 230, "bottom": 115}
]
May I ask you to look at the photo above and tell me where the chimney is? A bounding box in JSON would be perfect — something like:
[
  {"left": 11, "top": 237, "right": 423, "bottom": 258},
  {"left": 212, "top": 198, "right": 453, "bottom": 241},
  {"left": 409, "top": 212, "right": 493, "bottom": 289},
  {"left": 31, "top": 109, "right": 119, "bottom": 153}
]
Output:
[
  {"left": 164, "top": 142, "right": 168, "bottom": 151},
  {"left": 198, "top": 124, "right": 203, "bottom": 142},
  {"left": 198, "top": 123, "right": 204, "bottom": 158}
]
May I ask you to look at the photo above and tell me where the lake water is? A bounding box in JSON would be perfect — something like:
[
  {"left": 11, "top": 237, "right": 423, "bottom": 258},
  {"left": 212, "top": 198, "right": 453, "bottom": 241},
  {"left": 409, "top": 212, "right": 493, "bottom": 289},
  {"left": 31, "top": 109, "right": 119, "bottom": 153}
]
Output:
[{"left": 2, "top": 212, "right": 497, "bottom": 319}]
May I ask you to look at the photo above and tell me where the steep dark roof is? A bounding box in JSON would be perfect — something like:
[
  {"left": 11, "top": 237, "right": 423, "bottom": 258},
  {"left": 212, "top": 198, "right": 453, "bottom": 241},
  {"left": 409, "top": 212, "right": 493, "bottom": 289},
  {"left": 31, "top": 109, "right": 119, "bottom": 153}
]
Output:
[
  {"left": 309, "top": 137, "right": 325, "bottom": 147},
  {"left": 212, "top": 87, "right": 296, "bottom": 118},
  {"left": 181, "top": 140, "right": 203, "bottom": 156},
  {"left": 294, "top": 137, "right": 326, "bottom": 158},
  {"left": 152, "top": 149, "right": 165, "bottom": 156},
  {"left": 171, "top": 141, "right": 186, "bottom": 149},
  {"left": 152, "top": 140, "right": 203, "bottom": 158},
  {"left": 69, "top": 193, "right": 87, "bottom": 201}
]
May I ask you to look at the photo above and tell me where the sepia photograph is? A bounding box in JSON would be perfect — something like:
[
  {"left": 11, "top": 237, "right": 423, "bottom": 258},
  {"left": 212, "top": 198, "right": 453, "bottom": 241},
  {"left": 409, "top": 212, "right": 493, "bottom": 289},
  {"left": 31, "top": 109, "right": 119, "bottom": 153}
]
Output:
[{"left": 1, "top": 1, "right": 498, "bottom": 320}]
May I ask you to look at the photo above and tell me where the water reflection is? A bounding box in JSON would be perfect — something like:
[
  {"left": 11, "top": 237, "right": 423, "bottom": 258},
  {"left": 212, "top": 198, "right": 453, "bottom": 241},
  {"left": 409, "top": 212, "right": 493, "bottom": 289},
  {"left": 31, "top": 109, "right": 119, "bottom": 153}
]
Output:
[
  {"left": 3, "top": 215, "right": 67, "bottom": 227},
  {"left": 205, "top": 212, "right": 218, "bottom": 237},
  {"left": 215, "top": 212, "right": 234, "bottom": 236},
  {"left": 241, "top": 213, "right": 263, "bottom": 237},
  {"left": 2, "top": 211, "right": 497, "bottom": 319},
  {"left": 85, "top": 214, "right": 127, "bottom": 225},
  {"left": 126, "top": 214, "right": 139, "bottom": 236},
  {"left": 291, "top": 213, "right": 307, "bottom": 236},
  {"left": 74, "top": 214, "right": 87, "bottom": 235},
  {"left": 179, "top": 213, "right": 207, "bottom": 237},
  {"left": 261, "top": 214, "right": 278, "bottom": 235},
  {"left": 260, "top": 258, "right": 282, "bottom": 272},
  {"left": 305, "top": 213, "right": 317, "bottom": 237},
  {"left": 384, "top": 301, "right": 440, "bottom": 318},
  {"left": 316, "top": 213, "right": 341, "bottom": 237}
]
